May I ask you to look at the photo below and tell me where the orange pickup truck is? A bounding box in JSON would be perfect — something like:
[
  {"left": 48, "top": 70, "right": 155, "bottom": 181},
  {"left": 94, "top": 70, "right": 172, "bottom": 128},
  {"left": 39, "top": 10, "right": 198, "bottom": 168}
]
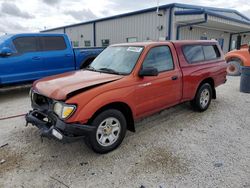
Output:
[
  {"left": 225, "top": 44, "right": 250, "bottom": 76},
  {"left": 26, "top": 41, "right": 227, "bottom": 153}
]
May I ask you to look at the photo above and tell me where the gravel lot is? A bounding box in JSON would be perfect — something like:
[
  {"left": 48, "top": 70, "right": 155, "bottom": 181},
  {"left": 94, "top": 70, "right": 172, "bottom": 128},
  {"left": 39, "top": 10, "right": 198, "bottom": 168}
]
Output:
[{"left": 0, "top": 76, "right": 250, "bottom": 188}]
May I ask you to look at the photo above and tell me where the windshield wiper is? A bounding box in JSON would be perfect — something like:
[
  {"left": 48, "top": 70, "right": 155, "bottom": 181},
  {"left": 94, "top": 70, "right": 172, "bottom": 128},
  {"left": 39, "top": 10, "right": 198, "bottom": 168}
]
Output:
[
  {"left": 85, "top": 66, "right": 98, "bottom": 72},
  {"left": 98, "top": 68, "right": 123, "bottom": 75}
]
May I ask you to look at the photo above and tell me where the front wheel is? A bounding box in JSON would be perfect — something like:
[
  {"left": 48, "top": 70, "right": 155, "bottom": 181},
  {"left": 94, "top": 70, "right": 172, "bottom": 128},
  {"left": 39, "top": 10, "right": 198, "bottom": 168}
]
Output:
[
  {"left": 85, "top": 109, "right": 127, "bottom": 154},
  {"left": 191, "top": 83, "right": 212, "bottom": 112}
]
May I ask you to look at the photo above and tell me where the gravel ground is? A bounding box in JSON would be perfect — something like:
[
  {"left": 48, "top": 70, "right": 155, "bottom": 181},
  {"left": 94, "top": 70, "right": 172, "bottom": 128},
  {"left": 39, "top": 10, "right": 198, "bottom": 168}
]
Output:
[{"left": 0, "top": 76, "right": 250, "bottom": 188}]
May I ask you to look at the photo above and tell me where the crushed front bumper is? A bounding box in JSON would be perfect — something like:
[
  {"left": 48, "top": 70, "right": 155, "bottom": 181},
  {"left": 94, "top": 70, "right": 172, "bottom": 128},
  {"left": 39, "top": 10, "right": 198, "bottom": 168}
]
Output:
[{"left": 25, "top": 110, "right": 95, "bottom": 143}]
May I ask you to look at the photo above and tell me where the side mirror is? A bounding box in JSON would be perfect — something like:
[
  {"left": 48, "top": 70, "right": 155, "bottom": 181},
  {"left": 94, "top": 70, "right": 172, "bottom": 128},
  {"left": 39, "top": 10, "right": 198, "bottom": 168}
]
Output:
[
  {"left": 139, "top": 67, "right": 159, "bottom": 77},
  {"left": 0, "top": 47, "right": 13, "bottom": 57}
]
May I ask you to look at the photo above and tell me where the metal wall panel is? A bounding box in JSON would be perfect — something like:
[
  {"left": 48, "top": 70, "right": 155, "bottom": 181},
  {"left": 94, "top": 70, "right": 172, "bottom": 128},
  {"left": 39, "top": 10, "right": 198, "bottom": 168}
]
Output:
[
  {"left": 175, "top": 14, "right": 205, "bottom": 23},
  {"left": 41, "top": 4, "right": 250, "bottom": 52},
  {"left": 65, "top": 24, "right": 94, "bottom": 47},
  {"left": 43, "top": 28, "right": 64, "bottom": 34},
  {"left": 171, "top": 7, "right": 191, "bottom": 39},
  {"left": 95, "top": 10, "right": 169, "bottom": 46}
]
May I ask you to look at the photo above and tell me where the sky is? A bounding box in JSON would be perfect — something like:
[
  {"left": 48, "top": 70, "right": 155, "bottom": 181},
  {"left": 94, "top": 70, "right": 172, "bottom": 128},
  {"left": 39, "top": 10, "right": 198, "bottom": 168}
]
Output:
[{"left": 0, "top": 0, "right": 250, "bottom": 35}]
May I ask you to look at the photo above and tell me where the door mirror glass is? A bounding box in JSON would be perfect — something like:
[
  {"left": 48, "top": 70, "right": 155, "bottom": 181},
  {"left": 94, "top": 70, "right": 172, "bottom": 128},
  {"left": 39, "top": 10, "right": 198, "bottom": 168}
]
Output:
[
  {"left": 139, "top": 67, "right": 158, "bottom": 77},
  {"left": 0, "top": 47, "right": 13, "bottom": 57}
]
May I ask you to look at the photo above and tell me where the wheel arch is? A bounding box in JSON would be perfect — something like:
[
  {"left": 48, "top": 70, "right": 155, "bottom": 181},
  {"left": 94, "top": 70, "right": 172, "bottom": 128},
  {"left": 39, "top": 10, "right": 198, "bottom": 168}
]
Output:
[
  {"left": 196, "top": 77, "right": 216, "bottom": 99},
  {"left": 88, "top": 102, "right": 135, "bottom": 132},
  {"left": 226, "top": 55, "right": 245, "bottom": 66}
]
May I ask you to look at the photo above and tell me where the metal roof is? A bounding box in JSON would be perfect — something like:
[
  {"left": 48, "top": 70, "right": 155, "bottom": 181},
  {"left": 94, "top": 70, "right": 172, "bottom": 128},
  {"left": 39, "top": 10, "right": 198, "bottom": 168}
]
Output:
[{"left": 175, "top": 9, "right": 250, "bottom": 25}]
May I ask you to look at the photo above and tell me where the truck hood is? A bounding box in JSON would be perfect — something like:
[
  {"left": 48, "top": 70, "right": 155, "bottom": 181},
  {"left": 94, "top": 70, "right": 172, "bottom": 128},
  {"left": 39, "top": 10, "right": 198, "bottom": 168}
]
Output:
[{"left": 33, "top": 70, "right": 123, "bottom": 100}]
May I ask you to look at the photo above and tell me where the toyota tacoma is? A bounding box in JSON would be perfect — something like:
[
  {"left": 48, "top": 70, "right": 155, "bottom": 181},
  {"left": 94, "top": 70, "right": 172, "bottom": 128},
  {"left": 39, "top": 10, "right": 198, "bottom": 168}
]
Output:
[{"left": 26, "top": 40, "right": 227, "bottom": 153}]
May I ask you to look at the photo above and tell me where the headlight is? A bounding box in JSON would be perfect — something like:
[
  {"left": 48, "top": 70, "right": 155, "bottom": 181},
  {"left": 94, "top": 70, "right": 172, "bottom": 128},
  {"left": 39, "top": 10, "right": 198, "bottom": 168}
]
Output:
[
  {"left": 54, "top": 102, "right": 63, "bottom": 116},
  {"left": 53, "top": 102, "right": 76, "bottom": 119},
  {"left": 29, "top": 88, "right": 32, "bottom": 97},
  {"left": 29, "top": 89, "right": 34, "bottom": 102}
]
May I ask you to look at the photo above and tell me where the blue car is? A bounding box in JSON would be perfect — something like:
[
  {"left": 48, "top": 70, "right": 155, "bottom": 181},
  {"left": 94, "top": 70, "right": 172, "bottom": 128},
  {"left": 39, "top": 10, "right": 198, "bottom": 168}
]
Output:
[{"left": 0, "top": 33, "right": 103, "bottom": 85}]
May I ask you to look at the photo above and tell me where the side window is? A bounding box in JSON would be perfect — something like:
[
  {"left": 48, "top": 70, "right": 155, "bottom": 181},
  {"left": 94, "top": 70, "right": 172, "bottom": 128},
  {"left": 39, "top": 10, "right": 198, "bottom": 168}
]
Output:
[
  {"left": 13, "top": 37, "right": 39, "bottom": 53},
  {"left": 183, "top": 45, "right": 204, "bottom": 63},
  {"left": 40, "top": 36, "right": 67, "bottom": 51},
  {"left": 203, "top": 45, "right": 220, "bottom": 60},
  {"left": 142, "top": 46, "right": 174, "bottom": 72}
]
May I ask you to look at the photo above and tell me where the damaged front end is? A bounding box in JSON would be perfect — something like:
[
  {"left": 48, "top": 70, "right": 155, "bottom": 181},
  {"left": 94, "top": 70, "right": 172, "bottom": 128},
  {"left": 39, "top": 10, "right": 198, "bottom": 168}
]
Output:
[{"left": 25, "top": 90, "right": 95, "bottom": 143}]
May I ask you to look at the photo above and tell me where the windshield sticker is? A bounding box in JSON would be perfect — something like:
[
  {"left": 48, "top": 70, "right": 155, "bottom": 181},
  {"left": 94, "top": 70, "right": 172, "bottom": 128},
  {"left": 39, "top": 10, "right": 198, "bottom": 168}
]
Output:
[{"left": 127, "top": 47, "right": 143, "bottom": 53}]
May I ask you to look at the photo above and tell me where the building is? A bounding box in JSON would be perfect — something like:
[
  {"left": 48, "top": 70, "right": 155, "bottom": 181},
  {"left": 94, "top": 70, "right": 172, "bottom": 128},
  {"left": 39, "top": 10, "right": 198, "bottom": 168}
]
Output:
[{"left": 41, "top": 3, "right": 250, "bottom": 53}]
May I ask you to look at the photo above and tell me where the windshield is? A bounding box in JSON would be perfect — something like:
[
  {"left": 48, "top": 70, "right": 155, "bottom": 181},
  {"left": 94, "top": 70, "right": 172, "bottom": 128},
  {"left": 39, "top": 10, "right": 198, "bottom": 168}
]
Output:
[
  {"left": 0, "top": 35, "right": 12, "bottom": 49},
  {"left": 89, "top": 46, "right": 143, "bottom": 75},
  {"left": 0, "top": 35, "right": 11, "bottom": 43}
]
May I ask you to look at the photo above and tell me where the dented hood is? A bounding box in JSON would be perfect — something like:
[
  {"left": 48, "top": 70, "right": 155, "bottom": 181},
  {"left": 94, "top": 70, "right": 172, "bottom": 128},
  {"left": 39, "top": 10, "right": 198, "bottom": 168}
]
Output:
[{"left": 33, "top": 70, "right": 123, "bottom": 100}]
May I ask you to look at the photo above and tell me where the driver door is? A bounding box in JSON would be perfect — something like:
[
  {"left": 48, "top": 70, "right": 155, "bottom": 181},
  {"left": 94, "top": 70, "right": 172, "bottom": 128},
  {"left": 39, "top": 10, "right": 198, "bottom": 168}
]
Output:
[
  {"left": 0, "top": 36, "right": 43, "bottom": 84},
  {"left": 134, "top": 45, "right": 182, "bottom": 118}
]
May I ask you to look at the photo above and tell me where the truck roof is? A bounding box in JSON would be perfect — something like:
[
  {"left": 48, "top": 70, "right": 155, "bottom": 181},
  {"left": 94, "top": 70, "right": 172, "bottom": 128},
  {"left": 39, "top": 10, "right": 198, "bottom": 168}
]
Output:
[
  {"left": 0, "top": 33, "right": 66, "bottom": 39},
  {"left": 171, "top": 40, "right": 219, "bottom": 45},
  {"left": 111, "top": 40, "right": 219, "bottom": 47}
]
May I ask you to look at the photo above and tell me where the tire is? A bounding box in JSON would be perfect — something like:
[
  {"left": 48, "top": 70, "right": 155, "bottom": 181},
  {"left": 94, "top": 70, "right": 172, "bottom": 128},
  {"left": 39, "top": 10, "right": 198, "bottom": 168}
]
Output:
[
  {"left": 191, "top": 83, "right": 212, "bottom": 112},
  {"left": 227, "top": 61, "right": 241, "bottom": 76},
  {"left": 85, "top": 109, "right": 127, "bottom": 154}
]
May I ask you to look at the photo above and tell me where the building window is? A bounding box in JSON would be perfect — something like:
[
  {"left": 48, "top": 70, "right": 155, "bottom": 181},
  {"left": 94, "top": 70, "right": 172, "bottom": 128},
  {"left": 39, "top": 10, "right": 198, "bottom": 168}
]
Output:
[
  {"left": 200, "top": 36, "right": 207, "bottom": 40},
  {"left": 84, "top": 40, "right": 91, "bottom": 47},
  {"left": 101, "top": 39, "right": 110, "bottom": 47},
  {"left": 127, "top": 37, "right": 137, "bottom": 43},
  {"left": 72, "top": 41, "right": 79, "bottom": 47}
]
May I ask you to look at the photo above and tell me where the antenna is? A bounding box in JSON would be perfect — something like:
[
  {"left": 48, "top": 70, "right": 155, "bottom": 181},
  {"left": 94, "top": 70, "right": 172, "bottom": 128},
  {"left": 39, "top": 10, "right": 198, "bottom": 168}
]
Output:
[
  {"left": 156, "top": 0, "right": 159, "bottom": 13},
  {"left": 156, "top": 0, "right": 163, "bottom": 16}
]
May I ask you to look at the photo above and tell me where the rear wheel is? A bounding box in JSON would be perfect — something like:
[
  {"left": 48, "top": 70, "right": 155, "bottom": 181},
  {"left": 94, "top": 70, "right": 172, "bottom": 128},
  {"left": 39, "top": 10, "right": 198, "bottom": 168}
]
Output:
[
  {"left": 191, "top": 83, "right": 212, "bottom": 112},
  {"left": 85, "top": 109, "right": 127, "bottom": 154},
  {"left": 227, "top": 61, "right": 241, "bottom": 76}
]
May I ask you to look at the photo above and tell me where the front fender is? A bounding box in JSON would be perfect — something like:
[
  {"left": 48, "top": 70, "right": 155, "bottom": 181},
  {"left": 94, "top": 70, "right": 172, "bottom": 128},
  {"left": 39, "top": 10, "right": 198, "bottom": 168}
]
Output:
[
  {"left": 225, "top": 53, "right": 246, "bottom": 66},
  {"left": 66, "top": 87, "right": 136, "bottom": 124}
]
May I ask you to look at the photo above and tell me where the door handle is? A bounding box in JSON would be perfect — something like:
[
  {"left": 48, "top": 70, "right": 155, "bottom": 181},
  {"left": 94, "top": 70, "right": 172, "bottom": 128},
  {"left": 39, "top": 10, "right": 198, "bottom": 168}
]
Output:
[
  {"left": 65, "top": 54, "right": 72, "bottom": 57},
  {"left": 32, "top": 56, "right": 41, "bottom": 60},
  {"left": 172, "top": 76, "right": 178, "bottom": 80}
]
